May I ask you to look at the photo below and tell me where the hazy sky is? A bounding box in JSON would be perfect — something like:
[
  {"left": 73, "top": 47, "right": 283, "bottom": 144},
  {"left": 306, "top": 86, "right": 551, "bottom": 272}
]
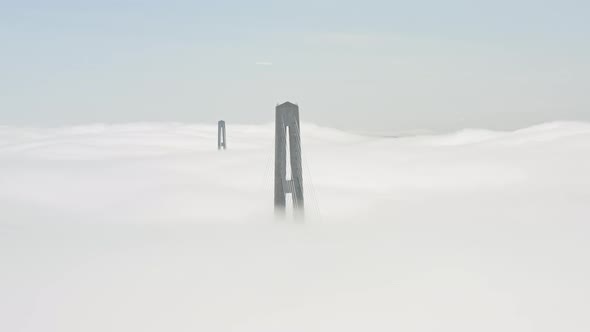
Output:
[{"left": 1, "top": 0, "right": 589, "bottom": 132}]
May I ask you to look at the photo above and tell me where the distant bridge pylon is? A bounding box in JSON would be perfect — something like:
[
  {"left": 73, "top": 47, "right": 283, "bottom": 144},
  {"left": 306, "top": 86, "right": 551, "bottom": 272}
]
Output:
[{"left": 218, "top": 120, "right": 227, "bottom": 150}]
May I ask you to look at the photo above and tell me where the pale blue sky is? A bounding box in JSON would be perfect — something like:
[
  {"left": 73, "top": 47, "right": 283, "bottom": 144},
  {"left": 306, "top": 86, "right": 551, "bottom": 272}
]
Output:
[{"left": 1, "top": 0, "right": 589, "bottom": 131}]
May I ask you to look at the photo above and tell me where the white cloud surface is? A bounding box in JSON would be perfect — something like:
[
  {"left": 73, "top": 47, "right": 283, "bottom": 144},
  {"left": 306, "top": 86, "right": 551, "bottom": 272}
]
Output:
[{"left": 1, "top": 122, "right": 590, "bottom": 331}]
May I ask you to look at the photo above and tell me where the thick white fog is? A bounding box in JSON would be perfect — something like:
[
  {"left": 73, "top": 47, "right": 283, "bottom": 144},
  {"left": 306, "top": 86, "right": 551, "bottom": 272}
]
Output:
[{"left": 2, "top": 122, "right": 590, "bottom": 331}]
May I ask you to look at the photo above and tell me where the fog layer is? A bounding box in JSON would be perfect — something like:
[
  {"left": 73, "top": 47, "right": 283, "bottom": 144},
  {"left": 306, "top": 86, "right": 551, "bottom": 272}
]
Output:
[{"left": 1, "top": 122, "right": 589, "bottom": 331}]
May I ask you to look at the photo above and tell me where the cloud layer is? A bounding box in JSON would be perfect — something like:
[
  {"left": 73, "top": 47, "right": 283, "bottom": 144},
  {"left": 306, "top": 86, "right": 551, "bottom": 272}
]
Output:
[{"left": 2, "top": 122, "right": 590, "bottom": 331}]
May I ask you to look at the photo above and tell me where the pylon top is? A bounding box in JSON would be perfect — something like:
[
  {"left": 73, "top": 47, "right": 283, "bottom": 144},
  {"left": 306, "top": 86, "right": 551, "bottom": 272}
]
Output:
[{"left": 277, "top": 101, "right": 298, "bottom": 108}]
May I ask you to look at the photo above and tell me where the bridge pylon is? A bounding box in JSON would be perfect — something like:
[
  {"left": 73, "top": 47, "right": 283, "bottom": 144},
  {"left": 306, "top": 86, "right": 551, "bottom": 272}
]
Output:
[
  {"left": 274, "top": 102, "right": 304, "bottom": 219},
  {"left": 218, "top": 120, "right": 227, "bottom": 150}
]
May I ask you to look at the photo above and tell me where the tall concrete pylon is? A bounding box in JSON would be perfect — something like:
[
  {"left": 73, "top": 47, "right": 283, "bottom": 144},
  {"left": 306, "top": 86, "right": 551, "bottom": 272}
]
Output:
[
  {"left": 218, "top": 120, "right": 227, "bottom": 150},
  {"left": 274, "top": 102, "right": 304, "bottom": 219}
]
